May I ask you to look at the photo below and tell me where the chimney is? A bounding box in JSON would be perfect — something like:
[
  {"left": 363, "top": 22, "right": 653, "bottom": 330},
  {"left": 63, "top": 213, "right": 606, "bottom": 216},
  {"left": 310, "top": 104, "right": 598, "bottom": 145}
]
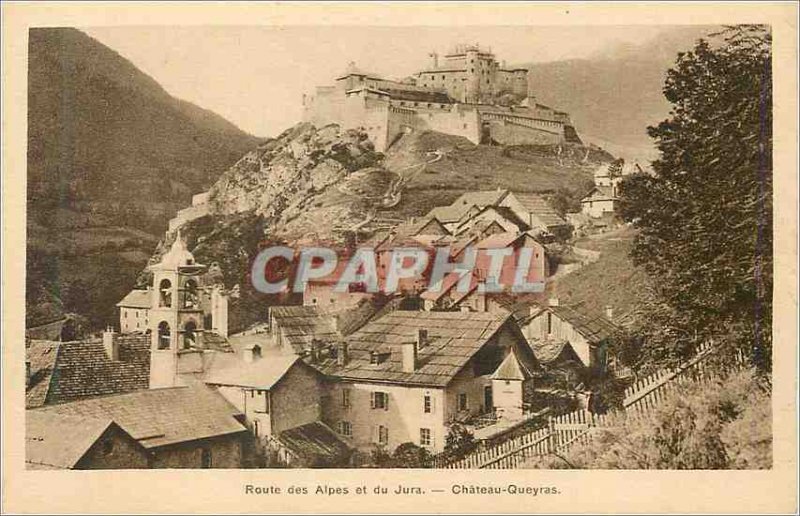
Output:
[
  {"left": 337, "top": 341, "right": 349, "bottom": 366},
  {"left": 308, "top": 339, "right": 323, "bottom": 363},
  {"left": 548, "top": 298, "right": 560, "bottom": 307},
  {"left": 103, "top": 327, "right": 119, "bottom": 361},
  {"left": 604, "top": 306, "right": 614, "bottom": 321},
  {"left": 243, "top": 344, "right": 262, "bottom": 363},
  {"left": 401, "top": 341, "right": 418, "bottom": 373},
  {"left": 416, "top": 328, "right": 428, "bottom": 349}
]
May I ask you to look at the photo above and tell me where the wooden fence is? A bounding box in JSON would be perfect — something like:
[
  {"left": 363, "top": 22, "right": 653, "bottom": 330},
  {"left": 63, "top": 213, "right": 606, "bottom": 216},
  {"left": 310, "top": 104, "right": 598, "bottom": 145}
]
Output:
[{"left": 435, "top": 340, "right": 736, "bottom": 469}]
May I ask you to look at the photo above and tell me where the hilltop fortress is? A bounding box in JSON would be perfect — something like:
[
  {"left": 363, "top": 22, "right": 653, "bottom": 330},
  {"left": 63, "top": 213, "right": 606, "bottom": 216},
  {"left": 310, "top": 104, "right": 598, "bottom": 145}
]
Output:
[{"left": 303, "top": 44, "right": 582, "bottom": 152}]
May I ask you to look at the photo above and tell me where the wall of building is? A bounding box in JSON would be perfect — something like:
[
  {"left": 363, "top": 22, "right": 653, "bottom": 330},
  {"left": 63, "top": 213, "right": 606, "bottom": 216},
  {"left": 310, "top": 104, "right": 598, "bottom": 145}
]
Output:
[
  {"left": 75, "top": 426, "right": 150, "bottom": 469},
  {"left": 120, "top": 307, "right": 149, "bottom": 333},
  {"left": 491, "top": 378, "right": 526, "bottom": 420},
  {"left": 215, "top": 385, "right": 273, "bottom": 439},
  {"left": 523, "top": 312, "right": 592, "bottom": 367},
  {"left": 582, "top": 198, "right": 616, "bottom": 218},
  {"left": 149, "top": 434, "right": 243, "bottom": 469},
  {"left": 270, "top": 364, "right": 323, "bottom": 435},
  {"left": 322, "top": 380, "right": 447, "bottom": 453}
]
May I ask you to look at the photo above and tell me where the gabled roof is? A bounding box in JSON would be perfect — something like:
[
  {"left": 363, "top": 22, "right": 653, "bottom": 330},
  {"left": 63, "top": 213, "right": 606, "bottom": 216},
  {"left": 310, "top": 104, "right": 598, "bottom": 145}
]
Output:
[
  {"left": 26, "top": 335, "right": 151, "bottom": 409},
  {"left": 33, "top": 385, "right": 246, "bottom": 449},
  {"left": 270, "top": 305, "right": 339, "bottom": 354},
  {"left": 116, "top": 289, "right": 151, "bottom": 308},
  {"left": 205, "top": 354, "right": 304, "bottom": 390},
  {"left": 26, "top": 340, "right": 59, "bottom": 408},
  {"left": 530, "top": 339, "right": 581, "bottom": 364},
  {"left": 313, "top": 311, "right": 512, "bottom": 387},
  {"left": 475, "top": 231, "right": 543, "bottom": 250},
  {"left": 277, "top": 421, "right": 352, "bottom": 465},
  {"left": 455, "top": 205, "right": 529, "bottom": 234},
  {"left": 26, "top": 411, "right": 124, "bottom": 470},
  {"left": 384, "top": 88, "right": 453, "bottom": 104},
  {"left": 581, "top": 185, "right": 616, "bottom": 202},
  {"left": 426, "top": 190, "right": 510, "bottom": 223},
  {"left": 491, "top": 348, "right": 533, "bottom": 381},
  {"left": 530, "top": 304, "right": 621, "bottom": 344},
  {"left": 510, "top": 192, "right": 568, "bottom": 227}
]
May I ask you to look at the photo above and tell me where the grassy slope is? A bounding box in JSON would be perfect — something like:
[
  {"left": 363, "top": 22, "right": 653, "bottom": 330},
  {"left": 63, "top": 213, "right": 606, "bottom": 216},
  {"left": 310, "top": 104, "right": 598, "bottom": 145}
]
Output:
[{"left": 547, "top": 227, "right": 652, "bottom": 327}]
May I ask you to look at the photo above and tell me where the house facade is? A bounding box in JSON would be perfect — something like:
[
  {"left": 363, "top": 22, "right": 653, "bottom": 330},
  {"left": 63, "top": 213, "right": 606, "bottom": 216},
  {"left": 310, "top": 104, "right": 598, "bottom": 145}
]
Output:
[{"left": 314, "top": 311, "right": 540, "bottom": 453}]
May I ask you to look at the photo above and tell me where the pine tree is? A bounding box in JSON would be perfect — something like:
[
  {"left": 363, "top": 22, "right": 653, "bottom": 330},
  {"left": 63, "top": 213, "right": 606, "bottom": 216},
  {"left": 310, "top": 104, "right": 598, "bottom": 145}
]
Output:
[{"left": 618, "top": 26, "right": 772, "bottom": 371}]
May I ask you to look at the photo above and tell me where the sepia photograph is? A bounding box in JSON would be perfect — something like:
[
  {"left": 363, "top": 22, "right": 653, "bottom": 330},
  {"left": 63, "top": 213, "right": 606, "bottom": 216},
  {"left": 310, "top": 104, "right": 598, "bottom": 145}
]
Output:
[{"left": 2, "top": 2, "right": 797, "bottom": 514}]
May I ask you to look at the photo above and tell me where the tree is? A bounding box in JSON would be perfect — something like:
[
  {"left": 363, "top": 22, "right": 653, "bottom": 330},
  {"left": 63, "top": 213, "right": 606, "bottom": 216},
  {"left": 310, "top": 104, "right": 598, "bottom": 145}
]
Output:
[
  {"left": 443, "top": 423, "right": 478, "bottom": 460},
  {"left": 391, "top": 443, "right": 432, "bottom": 468},
  {"left": 618, "top": 26, "right": 772, "bottom": 372}
]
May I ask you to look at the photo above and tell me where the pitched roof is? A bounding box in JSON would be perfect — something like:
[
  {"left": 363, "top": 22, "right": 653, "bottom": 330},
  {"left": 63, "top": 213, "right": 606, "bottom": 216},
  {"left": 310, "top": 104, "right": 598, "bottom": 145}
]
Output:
[
  {"left": 532, "top": 304, "right": 621, "bottom": 344},
  {"left": 204, "top": 354, "right": 303, "bottom": 389},
  {"left": 26, "top": 335, "right": 151, "bottom": 408},
  {"left": 34, "top": 385, "right": 246, "bottom": 449},
  {"left": 313, "top": 311, "right": 511, "bottom": 387},
  {"left": 26, "top": 340, "right": 60, "bottom": 408},
  {"left": 530, "top": 340, "right": 576, "bottom": 364},
  {"left": 26, "top": 412, "right": 121, "bottom": 469},
  {"left": 277, "top": 422, "right": 352, "bottom": 465},
  {"left": 490, "top": 348, "right": 533, "bottom": 380},
  {"left": 581, "top": 185, "right": 616, "bottom": 202},
  {"left": 270, "top": 305, "right": 339, "bottom": 354},
  {"left": 510, "top": 192, "right": 568, "bottom": 227},
  {"left": 383, "top": 88, "right": 453, "bottom": 104},
  {"left": 116, "top": 289, "right": 151, "bottom": 308},
  {"left": 426, "top": 190, "right": 509, "bottom": 223}
]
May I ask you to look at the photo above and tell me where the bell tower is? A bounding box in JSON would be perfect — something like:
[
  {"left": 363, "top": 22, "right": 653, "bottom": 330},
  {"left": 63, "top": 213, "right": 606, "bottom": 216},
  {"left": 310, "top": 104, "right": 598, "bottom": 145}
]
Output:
[{"left": 148, "top": 232, "right": 207, "bottom": 388}]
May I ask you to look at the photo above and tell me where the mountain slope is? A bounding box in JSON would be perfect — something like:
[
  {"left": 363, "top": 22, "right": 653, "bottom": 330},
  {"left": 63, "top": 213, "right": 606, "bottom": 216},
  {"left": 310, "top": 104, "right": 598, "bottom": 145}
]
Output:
[
  {"left": 26, "top": 28, "right": 261, "bottom": 328},
  {"left": 525, "top": 26, "right": 718, "bottom": 161}
]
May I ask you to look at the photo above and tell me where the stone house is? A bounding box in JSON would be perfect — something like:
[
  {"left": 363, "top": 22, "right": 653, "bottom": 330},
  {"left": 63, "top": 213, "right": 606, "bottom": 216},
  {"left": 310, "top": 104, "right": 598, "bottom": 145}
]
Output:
[
  {"left": 29, "top": 385, "right": 249, "bottom": 469},
  {"left": 26, "top": 412, "right": 149, "bottom": 470},
  {"left": 516, "top": 300, "right": 621, "bottom": 374},
  {"left": 312, "top": 311, "right": 540, "bottom": 454}
]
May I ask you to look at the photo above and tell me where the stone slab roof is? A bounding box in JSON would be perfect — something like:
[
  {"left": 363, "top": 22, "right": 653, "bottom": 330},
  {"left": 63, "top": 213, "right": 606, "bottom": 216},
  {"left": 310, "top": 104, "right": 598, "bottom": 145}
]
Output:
[
  {"left": 511, "top": 192, "right": 568, "bottom": 227},
  {"left": 205, "top": 354, "right": 301, "bottom": 390},
  {"left": 270, "top": 305, "right": 339, "bottom": 354},
  {"left": 277, "top": 421, "right": 351, "bottom": 465},
  {"left": 26, "top": 334, "right": 151, "bottom": 408},
  {"left": 313, "top": 311, "right": 510, "bottom": 387},
  {"left": 530, "top": 304, "right": 621, "bottom": 344},
  {"left": 34, "top": 385, "right": 246, "bottom": 449},
  {"left": 26, "top": 411, "right": 119, "bottom": 469},
  {"left": 116, "top": 289, "right": 151, "bottom": 308},
  {"left": 490, "top": 348, "right": 532, "bottom": 381}
]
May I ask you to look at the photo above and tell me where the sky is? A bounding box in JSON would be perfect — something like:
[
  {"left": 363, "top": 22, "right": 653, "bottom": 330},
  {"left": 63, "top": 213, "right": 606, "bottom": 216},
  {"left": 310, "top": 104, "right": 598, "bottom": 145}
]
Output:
[{"left": 84, "top": 25, "right": 674, "bottom": 138}]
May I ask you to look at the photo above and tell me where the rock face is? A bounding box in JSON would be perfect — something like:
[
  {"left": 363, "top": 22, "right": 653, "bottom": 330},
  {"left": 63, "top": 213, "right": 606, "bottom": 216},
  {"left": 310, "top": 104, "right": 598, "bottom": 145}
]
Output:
[{"left": 205, "top": 123, "right": 387, "bottom": 240}]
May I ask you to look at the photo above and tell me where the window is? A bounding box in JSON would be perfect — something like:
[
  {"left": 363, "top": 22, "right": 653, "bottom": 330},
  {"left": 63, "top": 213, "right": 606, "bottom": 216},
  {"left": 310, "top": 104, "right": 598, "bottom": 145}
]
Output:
[
  {"left": 377, "top": 425, "right": 389, "bottom": 445},
  {"left": 124, "top": 310, "right": 127, "bottom": 319},
  {"left": 547, "top": 313, "right": 552, "bottom": 335},
  {"left": 159, "top": 279, "right": 172, "bottom": 307},
  {"left": 183, "top": 279, "right": 198, "bottom": 308},
  {"left": 342, "top": 389, "right": 351, "bottom": 409},
  {"left": 183, "top": 321, "right": 198, "bottom": 350},
  {"left": 201, "top": 448, "right": 212, "bottom": 468},
  {"left": 423, "top": 393, "right": 432, "bottom": 413},
  {"left": 338, "top": 421, "right": 352, "bottom": 437},
  {"left": 157, "top": 322, "right": 171, "bottom": 350},
  {"left": 420, "top": 428, "right": 431, "bottom": 446},
  {"left": 371, "top": 391, "right": 389, "bottom": 410},
  {"left": 458, "top": 393, "right": 468, "bottom": 411}
]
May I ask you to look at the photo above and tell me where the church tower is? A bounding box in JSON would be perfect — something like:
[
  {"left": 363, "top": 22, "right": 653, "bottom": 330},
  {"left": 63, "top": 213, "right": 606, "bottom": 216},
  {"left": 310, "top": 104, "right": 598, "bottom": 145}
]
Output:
[{"left": 148, "top": 232, "right": 207, "bottom": 389}]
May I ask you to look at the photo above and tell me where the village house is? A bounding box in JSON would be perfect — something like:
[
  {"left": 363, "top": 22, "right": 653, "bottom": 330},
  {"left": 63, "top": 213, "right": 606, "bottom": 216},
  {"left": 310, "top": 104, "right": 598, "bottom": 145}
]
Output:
[
  {"left": 26, "top": 412, "right": 149, "bottom": 470},
  {"left": 29, "top": 385, "right": 249, "bottom": 469},
  {"left": 428, "top": 189, "right": 570, "bottom": 240},
  {"left": 312, "top": 311, "right": 541, "bottom": 454},
  {"left": 204, "top": 349, "right": 352, "bottom": 467},
  {"left": 580, "top": 159, "right": 642, "bottom": 219},
  {"left": 516, "top": 299, "right": 621, "bottom": 374}
]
